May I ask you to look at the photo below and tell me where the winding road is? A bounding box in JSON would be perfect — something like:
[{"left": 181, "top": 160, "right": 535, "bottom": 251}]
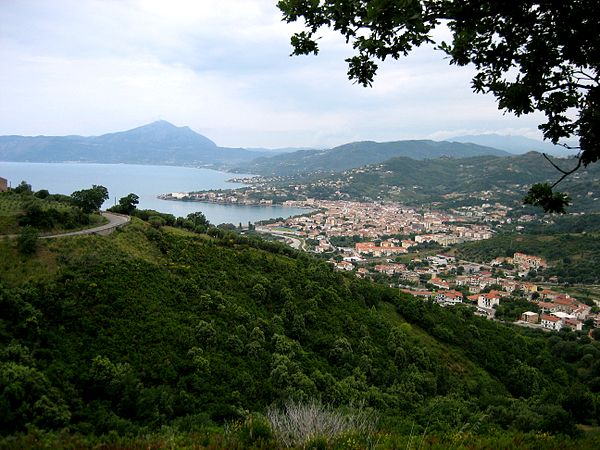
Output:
[
  {"left": 38, "top": 212, "right": 130, "bottom": 239},
  {"left": 255, "top": 226, "right": 304, "bottom": 250}
]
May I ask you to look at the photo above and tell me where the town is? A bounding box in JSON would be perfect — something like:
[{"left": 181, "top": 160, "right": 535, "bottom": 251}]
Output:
[{"left": 160, "top": 189, "right": 600, "bottom": 334}]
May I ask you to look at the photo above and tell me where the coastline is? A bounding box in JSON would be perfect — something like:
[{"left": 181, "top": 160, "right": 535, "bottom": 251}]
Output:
[{"left": 157, "top": 193, "right": 314, "bottom": 210}]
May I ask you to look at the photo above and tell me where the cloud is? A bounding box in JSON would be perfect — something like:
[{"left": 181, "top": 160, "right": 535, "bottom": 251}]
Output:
[{"left": 0, "top": 0, "right": 548, "bottom": 148}]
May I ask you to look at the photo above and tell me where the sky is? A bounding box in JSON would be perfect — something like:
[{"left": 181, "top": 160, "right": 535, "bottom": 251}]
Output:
[{"left": 0, "top": 0, "right": 551, "bottom": 148}]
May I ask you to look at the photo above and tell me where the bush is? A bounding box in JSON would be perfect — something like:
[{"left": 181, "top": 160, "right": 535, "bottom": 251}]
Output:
[
  {"left": 17, "top": 226, "right": 38, "bottom": 255},
  {"left": 267, "top": 400, "right": 377, "bottom": 448}
]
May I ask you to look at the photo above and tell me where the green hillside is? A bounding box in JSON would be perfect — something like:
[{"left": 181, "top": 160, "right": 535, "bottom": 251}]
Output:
[
  {"left": 286, "top": 152, "right": 600, "bottom": 212},
  {"left": 237, "top": 140, "right": 509, "bottom": 176},
  {"left": 0, "top": 184, "right": 106, "bottom": 235},
  {"left": 1, "top": 219, "right": 600, "bottom": 448},
  {"left": 453, "top": 227, "right": 600, "bottom": 284}
]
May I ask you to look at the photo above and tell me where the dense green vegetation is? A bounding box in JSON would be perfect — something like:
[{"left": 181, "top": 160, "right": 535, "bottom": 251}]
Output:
[
  {"left": 454, "top": 231, "right": 600, "bottom": 284},
  {"left": 0, "top": 183, "right": 105, "bottom": 235},
  {"left": 258, "top": 152, "right": 600, "bottom": 214},
  {"left": 236, "top": 140, "right": 507, "bottom": 176},
  {"left": 338, "top": 153, "right": 600, "bottom": 212},
  {"left": 1, "top": 216, "right": 600, "bottom": 448}
]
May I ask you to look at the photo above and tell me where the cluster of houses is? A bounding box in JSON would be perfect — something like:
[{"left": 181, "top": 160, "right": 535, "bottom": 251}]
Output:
[
  {"left": 333, "top": 251, "right": 597, "bottom": 332},
  {"left": 398, "top": 285, "right": 594, "bottom": 331},
  {"left": 265, "top": 199, "right": 496, "bottom": 245},
  {"left": 520, "top": 290, "right": 593, "bottom": 331},
  {"left": 492, "top": 252, "right": 548, "bottom": 277}
]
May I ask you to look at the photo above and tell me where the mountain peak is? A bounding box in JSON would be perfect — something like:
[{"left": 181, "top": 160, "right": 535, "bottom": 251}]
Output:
[{"left": 135, "top": 120, "right": 181, "bottom": 131}]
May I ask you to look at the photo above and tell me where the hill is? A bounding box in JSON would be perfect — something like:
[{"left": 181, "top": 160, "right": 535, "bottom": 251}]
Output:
[
  {"left": 236, "top": 140, "right": 510, "bottom": 176},
  {"left": 0, "top": 183, "right": 106, "bottom": 235},
  {"left": 451, "top": 215, "right": 600, "bottom": 284},
  {"left": 0, "top": 121, "right": 268, "bottom": 166},
  {"left": 450, "top": 134, "right": 577, "bottom": 157},
  {"left": 288, "top": 152, "right": 600, "bottom": 213},
  {"left": 1, "top": 215, "right": 599, "bottom": 448}
]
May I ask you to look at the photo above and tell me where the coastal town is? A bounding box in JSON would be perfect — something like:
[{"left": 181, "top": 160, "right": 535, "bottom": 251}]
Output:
[{"left": 160, "top": 188, "right": 600, "bottom": 333}]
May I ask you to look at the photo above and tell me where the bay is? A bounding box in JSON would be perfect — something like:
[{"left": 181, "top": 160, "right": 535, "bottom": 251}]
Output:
[{"left": 0, "top": 162, "right": 309, "bottom": 225}]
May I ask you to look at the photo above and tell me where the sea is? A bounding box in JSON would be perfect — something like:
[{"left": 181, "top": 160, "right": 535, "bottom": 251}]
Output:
[{"left": 0, "top": 162, "right": 309, "bottom": 225}]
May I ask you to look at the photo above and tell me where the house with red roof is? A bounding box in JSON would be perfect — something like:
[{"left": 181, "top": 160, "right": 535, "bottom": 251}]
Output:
[
  {"left": 541, "top": 314, "right": 562, "bottom": 331},
  {"left": 430, "top": 277, "right": 450, "bottom": 290},
  {"left": 477, "top": 292, "right": 501, "bottom": 309},
  {"left": 435, "top": 290, "right": 464, "bottom": 306}
]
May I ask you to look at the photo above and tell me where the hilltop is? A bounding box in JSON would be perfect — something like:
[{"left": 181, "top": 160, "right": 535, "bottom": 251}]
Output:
[
  {"left": 0, "top": 121, "right": 268, "bottom": 167},
  {"left": 1, "top": 124, "right": 521, "bottom": 174},
  {"left": 450, "top": 134, "right": 577, "bottom": 157},
  {"left": 236, "top": 139, "right": 510, "bottom": 176},
  {"left": 273, "top": 152, "right": 600, "bottom": 213}
]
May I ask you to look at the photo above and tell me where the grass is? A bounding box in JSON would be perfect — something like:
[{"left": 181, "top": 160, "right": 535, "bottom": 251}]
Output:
[
  {"left": 0, "top": 192, "right": 107, "bottom": 235},
  {"left": 266, "top": 400, "right": 378, "bottom": 449},
  {"left": 0, "top": 238, "right": 59, "bottom": 286}
]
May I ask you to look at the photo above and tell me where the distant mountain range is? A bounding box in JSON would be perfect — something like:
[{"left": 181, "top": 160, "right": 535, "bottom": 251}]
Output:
[
  {"left": 0, "top": 121, "right": 269, "bottom": 167},
  {"left": 1, "top": 122, "right": 579, "bottom": 175},
  {"left": 234, "top": 140, "right": 510, "bottom": 175},
  {"left": 297, "top": 152, "right": 600, "bottom": 213},
  {"left": 450, "top": 134, "right": 577, "bottom": 157}
]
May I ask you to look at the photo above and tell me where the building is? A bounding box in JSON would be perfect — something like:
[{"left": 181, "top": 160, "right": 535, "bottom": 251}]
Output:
[
  {"left": 435, "top": 290, "right": 464, "bottom": 306},
  {"left": 355, "top": 242, "right": 379, "bottom": 256},
  {"left": 356, "top": 267, "right": 369, "bottom": 278},
  {"left": 0, "top": 176, "right": 7, "bottom": 192},
  {"left": 513, "top": 252, "right": 547, "bottom": 270},
  {"left": 401, "top": 289, "right": 434, "bottom": 299},
  {"left": 521, "top": 311, "right": 539, "bottom": 323},
  {"left": 430, "top": 277, "right": 450, "bottom": 290},
  {"left": 541, "top": 314, "right": 562, "bottom": 331},
  {"left": 477, "top": 292, "right": 501, "bottom": 309},
  {"left": 334, "top": 261, "right": 354, "bottom": 271}
]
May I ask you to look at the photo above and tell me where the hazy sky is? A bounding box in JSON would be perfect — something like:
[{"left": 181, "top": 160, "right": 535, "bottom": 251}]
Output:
[{"left": 1, "top": 0, "right": 549, "bottom": 148}]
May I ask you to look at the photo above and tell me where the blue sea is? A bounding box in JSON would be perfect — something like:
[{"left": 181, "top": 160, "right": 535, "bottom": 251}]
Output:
[{"left": 0, "top": 162, "right": 308, "bottom": 225}]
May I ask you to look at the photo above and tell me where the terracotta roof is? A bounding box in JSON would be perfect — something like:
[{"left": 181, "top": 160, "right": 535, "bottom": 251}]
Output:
[{"left": 541, "top": 314, "right": 561, "bottom": 322}]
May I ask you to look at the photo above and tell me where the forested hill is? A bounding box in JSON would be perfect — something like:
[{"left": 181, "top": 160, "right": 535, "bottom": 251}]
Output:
[
  {"left": 1, "top": 218, "right": 599, "bottom": 447},
  {"left": 0, "top": 121, "right": 268, "bottom": 166},
  {"left": 235, "top": 139, "right": 510, "bottom": 176},
  {"left": 294, "top": 152, "right": 600, "bottom": 212}
]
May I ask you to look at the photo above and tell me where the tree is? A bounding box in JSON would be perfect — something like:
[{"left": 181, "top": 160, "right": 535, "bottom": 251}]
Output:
[
  {"left": 186, "top": 211, "right": 210, "bottom": 231},
  {"left": 13, "top": 181, "right": 32, "bottom": 195},
  {"left": 109, "top": 193, "right": 139, "bottom": 215},
  {"left": 277, "top": 0, "right": 599, "bottom": 213},
  {"left": 70, "top": 185, "right": 109, "bottom": 214}
]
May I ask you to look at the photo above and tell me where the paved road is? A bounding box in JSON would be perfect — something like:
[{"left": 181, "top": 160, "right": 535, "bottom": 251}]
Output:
[
  {"left": 255, "top": 226, "right": 304, "bottom": 250},
  {"left": 40, "top": 212, "right": 130, "bottom": 239}
]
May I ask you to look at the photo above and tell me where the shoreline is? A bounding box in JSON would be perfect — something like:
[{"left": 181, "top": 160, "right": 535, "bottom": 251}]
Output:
[
  {"left": 158, "top": 195, "right": 274, "bottom": 207},
  {"left": 158, "top": 194, "right": 313, "bottom": 210}
]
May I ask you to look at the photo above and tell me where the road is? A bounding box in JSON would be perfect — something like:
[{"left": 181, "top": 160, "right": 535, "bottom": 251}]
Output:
[
  {"left": 255, "top": 226, "right": 304, "bottom": 250},
  {"left": 40, "top": 212, "right": 130, "bottom": 239}
]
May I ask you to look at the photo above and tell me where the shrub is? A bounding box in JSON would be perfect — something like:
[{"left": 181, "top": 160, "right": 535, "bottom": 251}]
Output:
[
  {"left": 266, "top": 400, "right": 377, "bottom": 448},
  {"left": 17, "top": 226, "right": 38, "bottom": 255}
]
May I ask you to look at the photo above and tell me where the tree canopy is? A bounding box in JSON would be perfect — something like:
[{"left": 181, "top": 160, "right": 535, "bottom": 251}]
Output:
[
  {"left": 70, "top": 185, "right": 109, "bottom": 214},
  {"left": 108, "top": 193, "right": 139, "bottom": 215},
  {"left": 277, "top": 0, "right": 599, "bottom": 213}
]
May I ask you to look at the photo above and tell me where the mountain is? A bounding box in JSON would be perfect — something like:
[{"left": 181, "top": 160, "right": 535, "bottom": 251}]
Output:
[
  {"left": 0, "top": 121, "right": 268, "bottom": 166},
  {"left": 242, "top": 146, "right": 319, "bottom": 154},
  {"left": 291, "top": 152, "right": 600, "bottom": 213},
  {"left": 450, "top": 134, "right": 577, "bottom": 157},
  {"left": 235, "top": 139, "right": 510, "bottom": 176}
]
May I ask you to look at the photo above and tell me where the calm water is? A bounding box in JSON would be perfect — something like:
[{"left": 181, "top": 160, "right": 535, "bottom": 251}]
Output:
[{"left": 0, "top": 162, "right": 309, "bottom": 224}]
